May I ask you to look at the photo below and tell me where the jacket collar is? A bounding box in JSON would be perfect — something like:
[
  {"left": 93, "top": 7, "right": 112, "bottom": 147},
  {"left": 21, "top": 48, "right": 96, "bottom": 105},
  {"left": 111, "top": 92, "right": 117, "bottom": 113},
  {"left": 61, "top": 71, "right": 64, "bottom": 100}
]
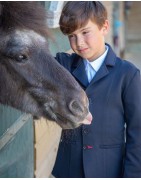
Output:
[
  {"left": 72, "top": 44, "right": 117, "bottom": 87},
  {"left": 104, "top": 43, "right": 117, "bottom": 67}
]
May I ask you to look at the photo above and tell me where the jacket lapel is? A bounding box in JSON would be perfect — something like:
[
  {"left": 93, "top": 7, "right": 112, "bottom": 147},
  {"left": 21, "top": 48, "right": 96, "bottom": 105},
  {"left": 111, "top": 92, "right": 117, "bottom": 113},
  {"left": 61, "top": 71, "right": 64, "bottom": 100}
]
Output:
[
  {"left": 72, "top": 60, "right": 89, "bottom": 87},
  {"left": 89, "top": 44, "right": 117, "bottom": 85},
  {"left": 90, "top": 63, "right": 109, "bottom": 84},
  {"left": 72, "top": 44, "right": 117, "bottom": 87}
]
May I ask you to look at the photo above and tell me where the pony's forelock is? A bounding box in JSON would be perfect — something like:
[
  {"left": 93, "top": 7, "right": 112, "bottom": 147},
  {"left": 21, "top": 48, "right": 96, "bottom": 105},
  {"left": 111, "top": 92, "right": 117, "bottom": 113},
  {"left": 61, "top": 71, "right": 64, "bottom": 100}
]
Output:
[{"left": 0, "top": 2, "right": 51, "bottom": 38}]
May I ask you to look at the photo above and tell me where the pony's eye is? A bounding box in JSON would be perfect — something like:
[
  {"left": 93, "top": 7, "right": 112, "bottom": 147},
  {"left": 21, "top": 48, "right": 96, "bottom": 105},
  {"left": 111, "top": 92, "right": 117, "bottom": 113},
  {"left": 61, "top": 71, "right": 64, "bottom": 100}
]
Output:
[{"left": 15, "top": 54, "right": 28, "bottom": 63}]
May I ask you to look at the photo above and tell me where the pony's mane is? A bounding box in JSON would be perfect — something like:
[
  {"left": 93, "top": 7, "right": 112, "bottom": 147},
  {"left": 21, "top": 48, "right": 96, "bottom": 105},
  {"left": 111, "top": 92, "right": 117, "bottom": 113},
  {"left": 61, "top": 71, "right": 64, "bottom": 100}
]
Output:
[{"left": 0, "top": 1, "right": 50, "bottom": 38}]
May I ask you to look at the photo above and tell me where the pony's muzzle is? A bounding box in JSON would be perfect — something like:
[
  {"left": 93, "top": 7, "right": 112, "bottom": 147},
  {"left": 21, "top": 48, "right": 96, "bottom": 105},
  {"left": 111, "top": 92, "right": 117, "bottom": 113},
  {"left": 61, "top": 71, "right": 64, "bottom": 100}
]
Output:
[
  {"left": 69, "top": 99, "right": 93, "bottom": 125},
  {"left": 82, "top": 112, "right": 93, "bottom": 125}
]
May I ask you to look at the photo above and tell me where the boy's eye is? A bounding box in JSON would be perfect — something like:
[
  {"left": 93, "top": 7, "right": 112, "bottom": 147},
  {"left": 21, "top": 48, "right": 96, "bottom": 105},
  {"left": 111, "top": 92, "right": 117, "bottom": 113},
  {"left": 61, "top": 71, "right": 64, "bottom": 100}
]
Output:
[
  {"left": 68, "top": 34, "right": 75, "bottom": 38},
  {"left": 83, "top": 31, "right": 89, "bottom": 35}
]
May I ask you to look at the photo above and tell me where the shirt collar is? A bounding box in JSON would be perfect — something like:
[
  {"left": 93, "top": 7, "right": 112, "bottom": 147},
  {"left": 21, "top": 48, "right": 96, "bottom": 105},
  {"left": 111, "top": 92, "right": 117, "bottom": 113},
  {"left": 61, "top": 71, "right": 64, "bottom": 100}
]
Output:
[{"left": 86, "top": 45, "right": 109, "bottom": 72}]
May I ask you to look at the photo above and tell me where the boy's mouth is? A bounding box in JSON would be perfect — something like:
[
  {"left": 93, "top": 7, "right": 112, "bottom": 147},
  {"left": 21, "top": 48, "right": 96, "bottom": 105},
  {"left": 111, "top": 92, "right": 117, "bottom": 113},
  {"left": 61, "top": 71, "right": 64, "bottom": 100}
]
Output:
[{"left": 78, "top": 48, "right": 89, "bottom": 53}]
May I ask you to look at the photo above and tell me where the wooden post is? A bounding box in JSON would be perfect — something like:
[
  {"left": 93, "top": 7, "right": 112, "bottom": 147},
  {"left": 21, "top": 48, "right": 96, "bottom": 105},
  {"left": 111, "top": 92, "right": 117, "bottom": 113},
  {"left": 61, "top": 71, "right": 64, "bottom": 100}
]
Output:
[{"left": 34, "top": 118, "right": 62, "bottom": 178}]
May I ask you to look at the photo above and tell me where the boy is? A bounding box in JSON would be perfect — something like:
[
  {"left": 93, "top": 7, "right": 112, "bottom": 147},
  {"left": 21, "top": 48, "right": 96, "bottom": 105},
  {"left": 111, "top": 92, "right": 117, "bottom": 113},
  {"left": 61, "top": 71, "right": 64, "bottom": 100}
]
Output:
[{"left": 52, "top": 1, "right": 141, "bottom": 178}]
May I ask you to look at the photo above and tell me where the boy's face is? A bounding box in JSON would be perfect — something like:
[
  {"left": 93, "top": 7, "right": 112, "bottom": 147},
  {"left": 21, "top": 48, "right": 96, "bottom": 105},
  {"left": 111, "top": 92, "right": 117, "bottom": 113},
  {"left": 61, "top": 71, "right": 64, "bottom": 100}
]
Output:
[{"left": 68, "top": 20, "right": 109, "bottom": 61}]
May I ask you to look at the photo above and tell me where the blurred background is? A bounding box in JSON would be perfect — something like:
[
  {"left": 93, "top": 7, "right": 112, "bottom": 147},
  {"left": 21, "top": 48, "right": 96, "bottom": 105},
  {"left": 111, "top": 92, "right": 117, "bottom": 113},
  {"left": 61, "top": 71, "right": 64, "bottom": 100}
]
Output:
[{"left": 41, "top": 1, "right": 141, "bottom": 71}]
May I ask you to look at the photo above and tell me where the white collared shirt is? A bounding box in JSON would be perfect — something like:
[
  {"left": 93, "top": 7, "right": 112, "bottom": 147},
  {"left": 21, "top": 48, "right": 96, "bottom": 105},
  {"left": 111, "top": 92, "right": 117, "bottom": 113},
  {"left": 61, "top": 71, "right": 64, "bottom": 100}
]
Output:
[{"left": 84, "top": 45, "right": 109, "bottom": 83}]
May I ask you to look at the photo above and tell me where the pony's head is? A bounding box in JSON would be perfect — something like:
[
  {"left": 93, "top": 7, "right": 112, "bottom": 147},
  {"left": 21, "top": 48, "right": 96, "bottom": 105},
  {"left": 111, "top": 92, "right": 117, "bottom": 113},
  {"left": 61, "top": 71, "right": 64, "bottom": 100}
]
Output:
[{"left": 0, "top": 2, "right": 92, "bottom": 129}]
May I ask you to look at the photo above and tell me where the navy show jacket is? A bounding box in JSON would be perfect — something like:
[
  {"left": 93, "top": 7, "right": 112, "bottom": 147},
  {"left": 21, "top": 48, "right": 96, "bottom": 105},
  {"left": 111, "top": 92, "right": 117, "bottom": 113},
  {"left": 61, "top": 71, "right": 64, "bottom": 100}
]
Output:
[{"left": 52, "top": 44, "right": 141, "bottom": 178}]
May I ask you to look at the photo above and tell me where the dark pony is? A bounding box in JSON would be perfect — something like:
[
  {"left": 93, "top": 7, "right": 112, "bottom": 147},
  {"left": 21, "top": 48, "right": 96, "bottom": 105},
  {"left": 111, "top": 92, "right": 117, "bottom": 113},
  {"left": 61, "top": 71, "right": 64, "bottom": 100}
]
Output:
[{"left": 0, "top": 2, "right": 91, "bottom": 129}]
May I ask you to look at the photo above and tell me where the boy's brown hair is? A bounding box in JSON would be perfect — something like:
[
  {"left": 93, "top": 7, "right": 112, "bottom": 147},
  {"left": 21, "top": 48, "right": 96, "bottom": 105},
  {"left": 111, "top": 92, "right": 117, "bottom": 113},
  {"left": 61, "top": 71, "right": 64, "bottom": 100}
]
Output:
[{"left": 59, "top": 1, "right": 108, "bottom": 35}]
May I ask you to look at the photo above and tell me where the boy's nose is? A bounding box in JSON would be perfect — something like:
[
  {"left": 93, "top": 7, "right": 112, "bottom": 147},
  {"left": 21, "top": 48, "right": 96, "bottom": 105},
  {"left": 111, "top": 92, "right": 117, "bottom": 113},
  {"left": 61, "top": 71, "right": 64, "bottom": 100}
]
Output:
[{"left": 76, "top": 36, "right": 84, "bottom": 46}]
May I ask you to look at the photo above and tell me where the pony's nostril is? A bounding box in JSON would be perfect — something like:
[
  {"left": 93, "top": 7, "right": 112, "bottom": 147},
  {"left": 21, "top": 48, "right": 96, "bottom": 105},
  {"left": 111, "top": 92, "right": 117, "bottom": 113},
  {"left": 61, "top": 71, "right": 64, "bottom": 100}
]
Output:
[{"left": 69, "top": 100, "right": 84, "bottom": 115}]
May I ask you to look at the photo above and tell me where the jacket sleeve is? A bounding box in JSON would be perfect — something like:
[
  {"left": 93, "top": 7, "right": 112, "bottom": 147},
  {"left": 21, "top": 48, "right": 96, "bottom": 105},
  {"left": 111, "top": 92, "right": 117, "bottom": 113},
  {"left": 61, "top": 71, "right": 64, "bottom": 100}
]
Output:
[
  {"left": 55, "top": 52, "right": 75, "bottom": 72},
  {"left": 123, "top": 69, "right": 141, "bottom": 177}
]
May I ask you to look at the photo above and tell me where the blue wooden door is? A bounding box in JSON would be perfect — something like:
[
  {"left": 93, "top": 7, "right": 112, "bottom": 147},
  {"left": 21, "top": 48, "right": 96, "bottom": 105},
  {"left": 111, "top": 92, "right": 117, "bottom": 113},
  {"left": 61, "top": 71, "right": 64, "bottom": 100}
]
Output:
[{"left": 0, "top": 104, "right": 34, "bottom": 178}]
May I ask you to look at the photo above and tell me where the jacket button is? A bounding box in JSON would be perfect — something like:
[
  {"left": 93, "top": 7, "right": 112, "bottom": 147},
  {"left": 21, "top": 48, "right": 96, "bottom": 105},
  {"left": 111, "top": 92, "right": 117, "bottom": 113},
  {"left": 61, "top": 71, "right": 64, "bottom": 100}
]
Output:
[
  {"left": 83, "top": 146, "right": 87, "bottom": 150},
  {"left": 83, "top": 128, "right": 89, "bottom": 134}
]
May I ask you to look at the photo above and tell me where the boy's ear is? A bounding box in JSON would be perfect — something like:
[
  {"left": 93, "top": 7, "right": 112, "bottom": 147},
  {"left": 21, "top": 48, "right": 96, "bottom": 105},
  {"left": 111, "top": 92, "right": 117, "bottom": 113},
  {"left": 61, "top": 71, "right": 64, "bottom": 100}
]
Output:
[{"left": 102, "top": 20, "right": 109, "bottom": 35}]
